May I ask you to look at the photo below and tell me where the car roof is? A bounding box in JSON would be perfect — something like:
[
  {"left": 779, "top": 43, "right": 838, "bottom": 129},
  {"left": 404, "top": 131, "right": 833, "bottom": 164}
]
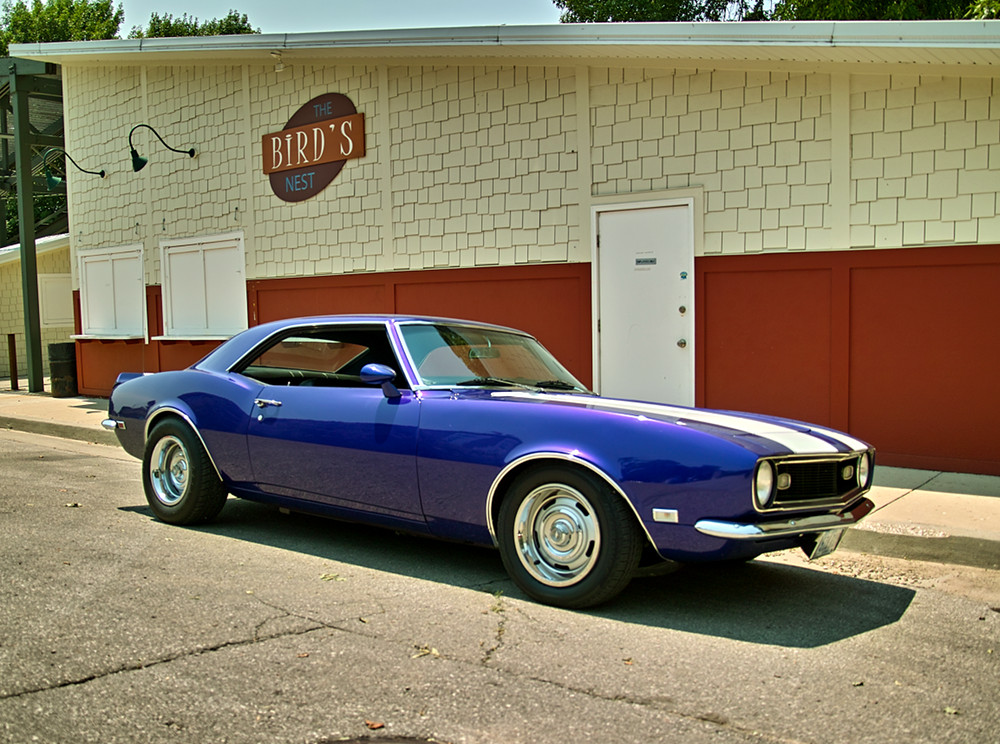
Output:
[{"left": 193, "top": 314, "right": 528, "bottom": 373}]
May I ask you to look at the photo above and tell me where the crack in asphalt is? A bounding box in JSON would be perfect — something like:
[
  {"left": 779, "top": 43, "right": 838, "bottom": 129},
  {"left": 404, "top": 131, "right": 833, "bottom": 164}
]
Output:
[
  {"left": 412, "top": 601, "right": 806, "bottom": 744},
  {"left": 479, "top": 592, "right": 508, "bottom": 665},
  {"left": 250, "top": 595, "right": 387, "bottom": 640},
  {"left": 3, "top": 594, "right": 799, "bottom": 744},
  {"left": 507, "top": 672, "right": 810, "bottom": 744},
  {"left": 0, "top": 596, "right": 381, "bottom": 702},
  {"left": 0, "top": 622, "right": 325, "bottom": 701}
]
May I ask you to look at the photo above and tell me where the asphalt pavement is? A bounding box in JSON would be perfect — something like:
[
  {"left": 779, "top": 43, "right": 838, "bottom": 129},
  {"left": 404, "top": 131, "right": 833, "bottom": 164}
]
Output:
[{"left": 1, "top": 380, "right": 998, "bottom": 571}]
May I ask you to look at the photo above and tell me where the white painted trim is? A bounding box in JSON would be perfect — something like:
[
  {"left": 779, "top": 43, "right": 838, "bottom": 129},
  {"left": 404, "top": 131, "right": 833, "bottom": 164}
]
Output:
[
  {"left": 239, "top": 63, "right": 255, "bottom": 317},
  {"left": 0, "top": 233, "right": 70, "bottom": 266},
  {"left": 831, "top": 73, "right": 851, "bottom": 251},
  {"left": 574, "top": 65, "right": 593, "bottom": 265},
  {"left": 376, "top": 63, "right": 394, "bottom": 272}
]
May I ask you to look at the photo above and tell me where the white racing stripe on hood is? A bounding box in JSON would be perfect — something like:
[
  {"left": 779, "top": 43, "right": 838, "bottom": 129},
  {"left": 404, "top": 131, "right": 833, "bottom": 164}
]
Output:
[
  {"left": 804, "top": 424, "right": 869, "bottom": 453},
  {"left": 493, "top": 392, "right": 849, "bottom": 455}
]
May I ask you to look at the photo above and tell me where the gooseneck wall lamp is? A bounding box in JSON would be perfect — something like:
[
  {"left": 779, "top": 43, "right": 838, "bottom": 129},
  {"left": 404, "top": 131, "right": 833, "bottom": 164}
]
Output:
[
  {"left": 128, "top": 124, "right": 196, "bottom": 172},
  {"left": 41, "top": 147, "right": 106, "bottom": 190}
]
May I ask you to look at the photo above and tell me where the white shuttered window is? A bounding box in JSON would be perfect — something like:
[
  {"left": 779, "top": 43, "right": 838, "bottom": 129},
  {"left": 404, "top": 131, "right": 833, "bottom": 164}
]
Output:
[
  {"left": 160, "top": 232, "right": 248, "bottom": 339},
  {"left": 77, "top": 245, "right": 145, "bottom": 338}
]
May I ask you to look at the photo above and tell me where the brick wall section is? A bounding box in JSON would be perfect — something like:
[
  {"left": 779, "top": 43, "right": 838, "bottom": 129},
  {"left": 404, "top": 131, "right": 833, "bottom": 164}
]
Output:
[
  {"left": 59, "top": 61, "right": 1000, "bottom": 285},
  {"left": 0, "top": 247, "right": 73, "bottom": 379}
]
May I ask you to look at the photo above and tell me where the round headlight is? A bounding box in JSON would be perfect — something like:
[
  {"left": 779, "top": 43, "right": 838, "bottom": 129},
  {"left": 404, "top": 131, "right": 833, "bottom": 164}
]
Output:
[
  {"left": 858, "top": 452, "right": 871, "bottom": 487},
  {"left": 755, "top": 461, "right": 775, "bottom": 509}
]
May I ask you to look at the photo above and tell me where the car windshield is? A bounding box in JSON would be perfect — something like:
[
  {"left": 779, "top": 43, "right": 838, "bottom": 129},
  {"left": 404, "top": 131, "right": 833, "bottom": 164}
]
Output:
[{"left": 399, "top": 323, "right": 589, "bottom": 392}]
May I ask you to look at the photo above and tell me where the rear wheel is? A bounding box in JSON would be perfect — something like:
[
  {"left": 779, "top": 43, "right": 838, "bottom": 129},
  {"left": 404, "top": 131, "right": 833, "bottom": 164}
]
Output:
[
  {"left": 142, "top": 419, "right": 227, "bottom": 525},
  {"left": 497, "top": 466, "right": 643, "bottom": 608}
]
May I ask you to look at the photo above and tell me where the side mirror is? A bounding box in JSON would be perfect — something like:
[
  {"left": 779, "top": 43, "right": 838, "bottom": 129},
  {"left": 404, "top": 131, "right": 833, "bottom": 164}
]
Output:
[{"left": 360, "top": 363, "right": 401, "bottom": 399}]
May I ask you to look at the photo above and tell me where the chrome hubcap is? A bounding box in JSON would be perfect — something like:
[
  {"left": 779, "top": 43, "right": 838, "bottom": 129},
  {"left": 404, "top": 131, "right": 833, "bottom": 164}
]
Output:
[
  {"left": 513, "top": 484, "right": 600, "bottom": 587},
  {"left": 149, "top": 435, "right": 190, "bottom": 506}
]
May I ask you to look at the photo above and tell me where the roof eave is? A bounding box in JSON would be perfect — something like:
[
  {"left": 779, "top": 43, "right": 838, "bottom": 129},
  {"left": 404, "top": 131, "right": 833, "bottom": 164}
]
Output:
[{"left": 9, "top": 20, "right": 1000, "bottom": 69}]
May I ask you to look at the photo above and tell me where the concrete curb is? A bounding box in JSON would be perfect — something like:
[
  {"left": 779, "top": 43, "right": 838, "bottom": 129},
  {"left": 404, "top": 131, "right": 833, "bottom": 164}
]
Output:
[
  {"left": 841, "top": 529, "right": 999, "bottom": 571},
  {"left": 0, "top": 415, "right": 118, "bottom": 446}
]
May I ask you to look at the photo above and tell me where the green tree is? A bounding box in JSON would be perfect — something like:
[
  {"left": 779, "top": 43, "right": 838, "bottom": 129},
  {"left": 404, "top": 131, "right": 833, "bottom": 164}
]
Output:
[
  {"left": 128, "top": 9, "right": 259, "bottom": 38},
  {"left": 771, "top": 0, "right": 967, "bottom": 19},
  {"left": 555, "top": 0, "right": 982, "bottom": 19},
  {"left": 554, "top": 0, "right": 767, "bottom": 21},
  {"left": 967, "top": 0, "right": 1000, "bottom": 16},
  {"left": 0, "top": 0, "right": 123, "bottom": 55}
]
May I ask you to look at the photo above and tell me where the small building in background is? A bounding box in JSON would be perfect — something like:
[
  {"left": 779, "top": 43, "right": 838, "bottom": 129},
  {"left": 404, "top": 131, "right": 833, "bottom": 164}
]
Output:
[{"left": 0, "top": 233, "right": 74, "bottom": 380}]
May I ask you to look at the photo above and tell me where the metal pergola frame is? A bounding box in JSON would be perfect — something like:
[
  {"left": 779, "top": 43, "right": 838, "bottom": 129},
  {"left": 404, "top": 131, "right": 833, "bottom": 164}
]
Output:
[{"left": 3, "top": 57, "right": 64, "bottom": 392}]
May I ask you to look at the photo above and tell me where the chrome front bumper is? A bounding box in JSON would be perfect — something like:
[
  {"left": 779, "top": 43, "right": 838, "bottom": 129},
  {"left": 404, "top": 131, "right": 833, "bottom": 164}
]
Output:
[
  {"left": 694, "top": 497, "right": 875, "bottom": 540},
  {"left": 101, "top": 418, "right": 125, "bottom": 431}
]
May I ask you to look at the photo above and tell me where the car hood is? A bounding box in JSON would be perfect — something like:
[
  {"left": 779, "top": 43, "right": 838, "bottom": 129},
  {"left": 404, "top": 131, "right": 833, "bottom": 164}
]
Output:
[{"left": 487, "top": 391, "right": 869, "bottom": 457}]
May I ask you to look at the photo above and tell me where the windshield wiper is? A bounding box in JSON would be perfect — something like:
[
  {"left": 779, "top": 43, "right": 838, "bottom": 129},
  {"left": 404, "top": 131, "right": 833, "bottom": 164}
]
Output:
[
  {"left": 454, "top": 376, "right": 534, "bottom": 389},
  {"left": 534, "top": 380, "right": 587, "bottom": 392}
]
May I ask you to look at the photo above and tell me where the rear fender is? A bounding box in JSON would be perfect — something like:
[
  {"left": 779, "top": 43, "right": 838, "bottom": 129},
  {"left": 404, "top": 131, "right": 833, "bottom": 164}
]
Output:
[
  {"left": 144, "top": 405, "right": 225, "bottom": 482},
  {"left": 112, "top": 372, "right": 148, "bottom": 389}
]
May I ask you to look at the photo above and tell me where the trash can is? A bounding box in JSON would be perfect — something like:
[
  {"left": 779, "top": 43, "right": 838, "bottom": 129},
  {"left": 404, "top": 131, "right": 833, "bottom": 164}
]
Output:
[{"left": 48, "top": 342, "right": 78, "bottom": 398}]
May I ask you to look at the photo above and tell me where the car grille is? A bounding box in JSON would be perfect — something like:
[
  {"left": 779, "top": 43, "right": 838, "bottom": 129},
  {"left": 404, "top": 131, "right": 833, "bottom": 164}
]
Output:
[{"left": 770, "top": 454, "right": 867, "bottom": 511}]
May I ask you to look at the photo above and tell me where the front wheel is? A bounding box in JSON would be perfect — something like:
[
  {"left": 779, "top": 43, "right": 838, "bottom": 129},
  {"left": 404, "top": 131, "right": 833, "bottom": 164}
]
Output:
[
  {"left": 497, "top": 467, "right": 643, "bottom": 608},
  {"left": 142, "top": 419, "right": 227, "bottom": 525}
]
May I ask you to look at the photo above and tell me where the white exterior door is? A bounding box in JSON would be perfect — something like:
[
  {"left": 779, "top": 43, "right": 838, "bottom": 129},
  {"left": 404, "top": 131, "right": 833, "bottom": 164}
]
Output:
[{"left": 595, "top": 201, "right": 695, "bottom": 406}]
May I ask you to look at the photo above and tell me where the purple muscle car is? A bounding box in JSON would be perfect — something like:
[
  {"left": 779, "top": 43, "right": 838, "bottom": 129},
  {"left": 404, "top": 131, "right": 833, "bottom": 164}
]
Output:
[{"left": 104, "top": 315, "right": 875, "bottom": 608}]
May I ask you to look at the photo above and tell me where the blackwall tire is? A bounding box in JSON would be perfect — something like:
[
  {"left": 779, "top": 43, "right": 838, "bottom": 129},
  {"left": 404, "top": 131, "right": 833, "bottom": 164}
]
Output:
[
  {"left": 142, "top": 419, "right": 227, "bottom": 525},
  {"left": 497, "top": 466, "right": 643, "bottom": 609}
]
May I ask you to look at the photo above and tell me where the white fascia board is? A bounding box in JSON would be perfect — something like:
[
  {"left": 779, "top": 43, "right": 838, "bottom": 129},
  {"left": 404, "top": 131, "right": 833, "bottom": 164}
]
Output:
[{"left": 9, "top": 20, "right": 1000, "bottom": 65}]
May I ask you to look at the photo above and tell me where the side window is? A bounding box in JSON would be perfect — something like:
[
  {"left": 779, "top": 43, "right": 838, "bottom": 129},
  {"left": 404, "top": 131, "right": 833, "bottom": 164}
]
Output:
[{"left": 237, "top": 327, "right": 406, "bottom": 388}]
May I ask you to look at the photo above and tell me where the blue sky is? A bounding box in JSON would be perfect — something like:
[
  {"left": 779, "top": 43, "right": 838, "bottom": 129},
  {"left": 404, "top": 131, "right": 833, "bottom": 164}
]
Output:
[{"left": 121, "top": 0, "right": 564, "bottom": 35}]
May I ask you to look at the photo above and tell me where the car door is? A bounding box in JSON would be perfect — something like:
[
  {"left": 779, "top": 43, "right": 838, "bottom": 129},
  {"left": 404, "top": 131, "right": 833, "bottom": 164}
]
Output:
[{"left": 239, "top": 324, "right": 422, "bottom": 520}]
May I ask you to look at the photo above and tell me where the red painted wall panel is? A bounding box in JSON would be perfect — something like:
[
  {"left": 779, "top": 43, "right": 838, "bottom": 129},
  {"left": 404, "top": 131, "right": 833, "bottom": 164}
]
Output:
[
  {"left": 74, "top": 287, "right": 164, "bottom": 397},
  {"left": 77, "top": 339, "right": 147, "bottom": 396},
  {"left": 157, "top": 340, "right": 224, "bottom": 371},
  {"left": 698, "top": 245, "right": 1000, "bottom": 475},
  {"left": 253, "top": 280, "right": 389, "bottom": 321},
  {"left": 392, "top": 273, "right": 590, "bottom": 383},
  {"left": 701, "top": 267, "right": 833, "bottom": 426},
  {"left": 248, "top": 264, "right": 593, "bottom": 387},
  {"left": 849, "top": 262, "right": 1000, "bottom": 472}
]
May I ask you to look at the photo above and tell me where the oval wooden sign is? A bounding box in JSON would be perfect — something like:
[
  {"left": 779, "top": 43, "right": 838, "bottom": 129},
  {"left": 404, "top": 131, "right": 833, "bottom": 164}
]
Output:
[{"left": 263, "top": 93, "right": 366, "bottom": 203}]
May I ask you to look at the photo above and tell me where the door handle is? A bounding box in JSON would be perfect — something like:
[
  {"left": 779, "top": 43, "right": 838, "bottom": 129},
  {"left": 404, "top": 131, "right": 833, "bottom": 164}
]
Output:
[{"left": 254, "top": 398, "right": 283, "bottom": 408}]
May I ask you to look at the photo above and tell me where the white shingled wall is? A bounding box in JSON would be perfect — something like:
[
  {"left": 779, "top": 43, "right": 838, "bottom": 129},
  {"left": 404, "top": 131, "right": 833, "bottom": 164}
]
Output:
[
  {"left": 849, "top": 74, "right": 1000, "bottom": 248},
  {"left": 60, "top": 60, "right": 1000, "bottom": 291}
]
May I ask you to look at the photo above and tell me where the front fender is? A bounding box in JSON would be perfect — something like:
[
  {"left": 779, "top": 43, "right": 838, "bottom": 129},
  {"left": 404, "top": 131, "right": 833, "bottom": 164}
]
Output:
[{"left": 484, "top": 450, "right": 653, "bottom": 550}]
